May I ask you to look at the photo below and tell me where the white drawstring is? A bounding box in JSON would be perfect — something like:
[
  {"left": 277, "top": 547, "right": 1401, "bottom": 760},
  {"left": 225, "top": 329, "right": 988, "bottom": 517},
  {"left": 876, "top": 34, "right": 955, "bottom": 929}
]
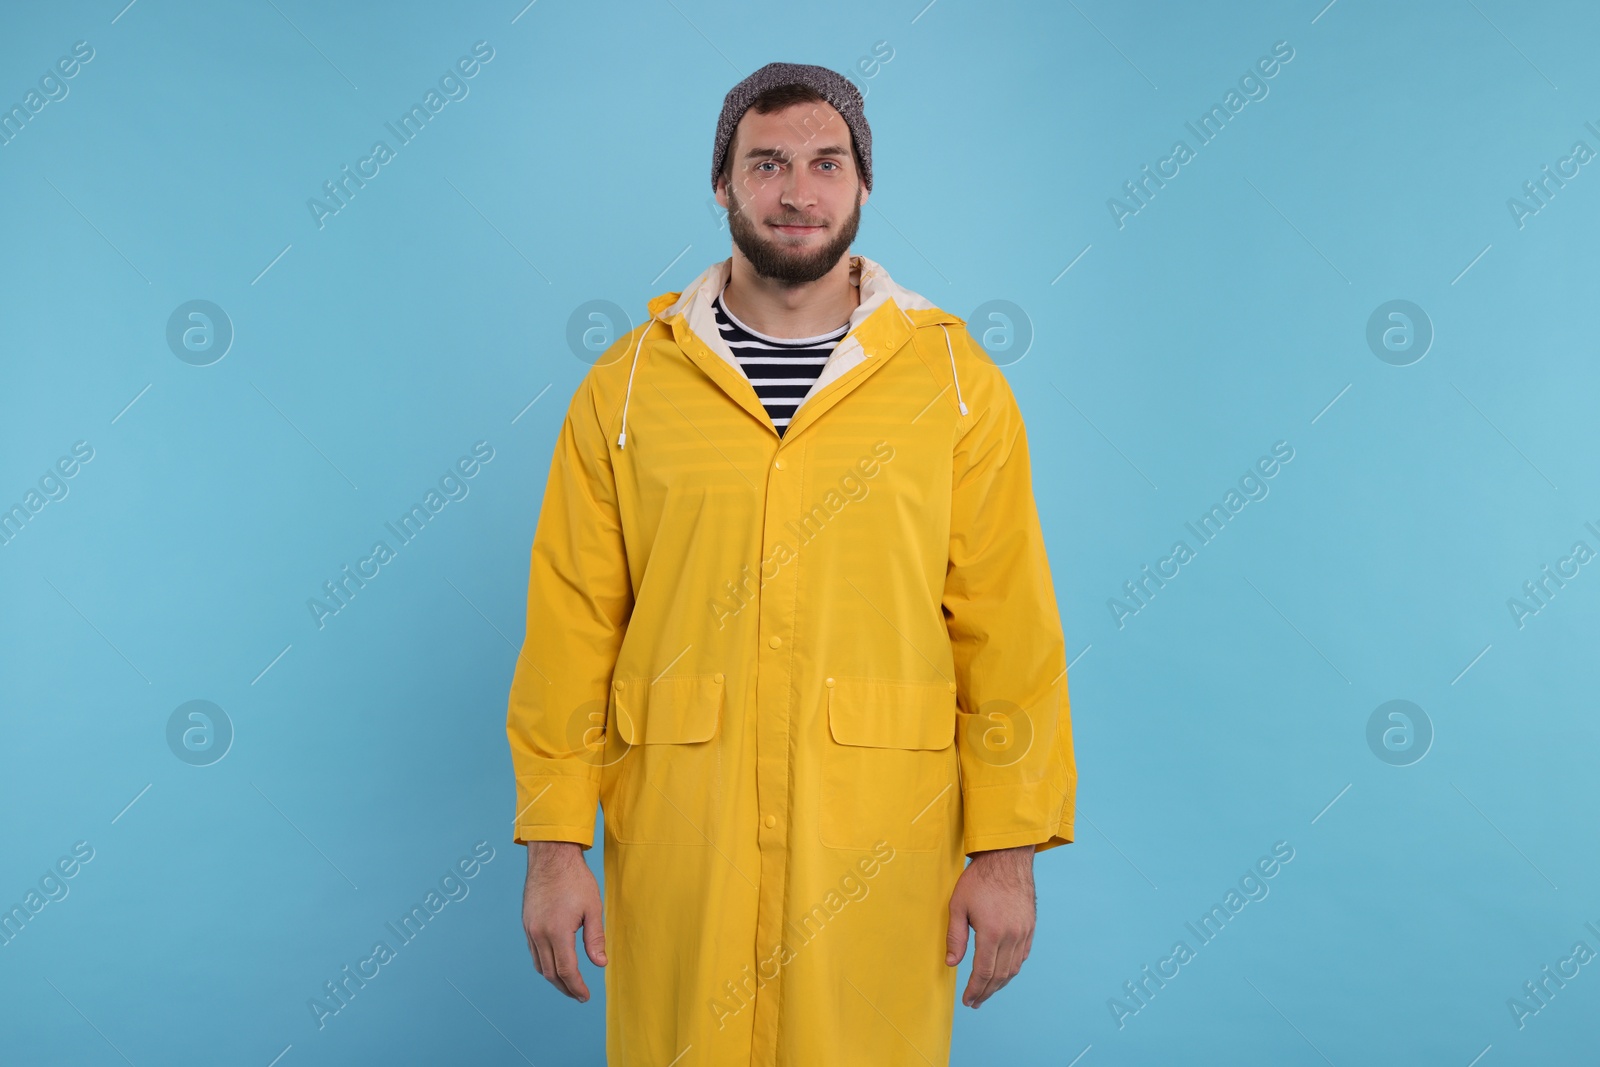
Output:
[
  {"left": 616, "top": 319, "right": 655, "bottom": 449},
  {"left": 939, "top": 324, "right": 969, "bottom": 416}
]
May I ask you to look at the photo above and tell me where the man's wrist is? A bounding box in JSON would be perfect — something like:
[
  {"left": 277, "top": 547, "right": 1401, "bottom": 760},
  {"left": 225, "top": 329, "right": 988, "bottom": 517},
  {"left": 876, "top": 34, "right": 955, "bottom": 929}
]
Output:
[
  {"left": 526, "top": 840, "right": 585, "bottom": 865},
  {"left": 967, "top": 843, "right": 1035, "bottom": 866}
]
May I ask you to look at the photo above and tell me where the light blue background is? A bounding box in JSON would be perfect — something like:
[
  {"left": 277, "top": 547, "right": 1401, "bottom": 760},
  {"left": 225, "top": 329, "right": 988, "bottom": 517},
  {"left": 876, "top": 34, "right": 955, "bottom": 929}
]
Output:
[{"left": 3, "top": 1, "right": 1598, "bottom": 1064}]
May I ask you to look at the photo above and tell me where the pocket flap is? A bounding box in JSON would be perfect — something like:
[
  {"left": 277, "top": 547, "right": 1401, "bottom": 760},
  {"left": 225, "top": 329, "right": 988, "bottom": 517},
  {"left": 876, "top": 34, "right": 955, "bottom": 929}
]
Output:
[
  {"left": 827, "top": 679, "right": 956, "bottom": 749},
  {"left": 614, "top": 674, "right": 724, "bottom": 745}
]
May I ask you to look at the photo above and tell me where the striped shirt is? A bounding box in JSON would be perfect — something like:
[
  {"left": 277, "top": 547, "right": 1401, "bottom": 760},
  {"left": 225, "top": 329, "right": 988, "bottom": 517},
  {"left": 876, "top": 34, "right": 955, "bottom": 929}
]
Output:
[{"left": 713, "top": 287, "right": 849, "bottom": 435}]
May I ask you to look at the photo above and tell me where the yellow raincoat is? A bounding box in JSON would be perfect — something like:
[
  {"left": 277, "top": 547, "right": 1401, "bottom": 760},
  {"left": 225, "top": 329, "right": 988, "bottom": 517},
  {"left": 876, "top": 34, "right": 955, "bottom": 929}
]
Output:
[{"left": 508, "top": 253, "right": 1076, "bottom": 1066}]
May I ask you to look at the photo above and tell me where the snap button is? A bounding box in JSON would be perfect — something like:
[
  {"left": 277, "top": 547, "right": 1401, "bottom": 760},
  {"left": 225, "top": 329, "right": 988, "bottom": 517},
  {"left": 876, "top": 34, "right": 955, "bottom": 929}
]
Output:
[
  {"left": 764, "top": 815, "right": 777, "bottom": 828},
  {"left": 824, "top": 677, "right": 835, "bottom": 688},
  {"left": 949, "top": 681, "right": 957, "bottom": 693},
  {"left": 774, "top": 459, "right": 785, "bottom": 470},
  {"left": 713, "top": 672, "right": 724, "bottom": 683},
  {"left": 614, "top": 680, "right": 624, "bottom": 691},
  {"left": 768, "top": 636, "right": 782, "bottom": 648}
]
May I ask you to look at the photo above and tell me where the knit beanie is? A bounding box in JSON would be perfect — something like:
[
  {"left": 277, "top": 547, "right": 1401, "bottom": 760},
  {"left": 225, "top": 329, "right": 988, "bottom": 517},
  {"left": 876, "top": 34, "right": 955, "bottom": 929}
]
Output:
[{"left": 711, "top": 62, "right": 872, "bottom": 193}]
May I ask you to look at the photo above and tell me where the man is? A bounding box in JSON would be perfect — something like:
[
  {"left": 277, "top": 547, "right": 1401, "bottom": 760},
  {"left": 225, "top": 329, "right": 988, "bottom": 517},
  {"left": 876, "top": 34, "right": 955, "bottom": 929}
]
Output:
[{"left": 508, "top": 62, "right": 1076, "bottom": 1066}]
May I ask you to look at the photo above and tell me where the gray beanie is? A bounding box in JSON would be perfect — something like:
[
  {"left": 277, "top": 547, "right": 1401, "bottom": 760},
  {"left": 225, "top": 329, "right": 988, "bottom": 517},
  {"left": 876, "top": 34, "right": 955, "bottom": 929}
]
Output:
[{"left": 711, "top": 62, "right": 872, "bottom": 193}]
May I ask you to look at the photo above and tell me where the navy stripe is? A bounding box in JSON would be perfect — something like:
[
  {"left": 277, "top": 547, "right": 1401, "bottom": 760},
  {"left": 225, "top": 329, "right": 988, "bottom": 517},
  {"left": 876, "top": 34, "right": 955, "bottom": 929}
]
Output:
[{"left": 713, "top": 291, "right": 846, "bottom": 434}]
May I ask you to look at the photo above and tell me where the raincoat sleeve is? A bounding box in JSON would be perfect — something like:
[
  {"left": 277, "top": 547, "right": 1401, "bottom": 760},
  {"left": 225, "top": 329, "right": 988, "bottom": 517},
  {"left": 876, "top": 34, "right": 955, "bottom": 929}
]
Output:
[
  {"left": 944, "top": 354, "right": 1076, "bottom": 856},
  {"left": 507, "top": 374, "right": 632, "bottom": 849}
]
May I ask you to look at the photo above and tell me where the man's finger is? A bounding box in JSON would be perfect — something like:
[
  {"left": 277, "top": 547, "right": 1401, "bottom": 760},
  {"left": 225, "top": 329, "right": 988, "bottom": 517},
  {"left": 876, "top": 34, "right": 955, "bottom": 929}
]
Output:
[
  {"left": 970, "top": 927, "right": 1030, "bottom": 1008},
  {"left": 535, "top": 932, "right": 575, "bottom": 998},
  {"left": 526, "top": 931, "right": 546, "bottom": 981},
  {"left": 532, "top": 932, "right": 556, "bottom": 985},
  {"left": 583, "top": 900, "right": 608, "bottom": 967},
  {"left": 553, "top": 931, "right": 591, "bottom": 1001},
  {"left": 945, "top": 898, "right": 969, "bottom": 966},
  {"left": 962, "top": 925, "right": 1004, "bottom": 1008},
  {"left": 980, "top": 934, "right": 1023, "bottom": 1006}
]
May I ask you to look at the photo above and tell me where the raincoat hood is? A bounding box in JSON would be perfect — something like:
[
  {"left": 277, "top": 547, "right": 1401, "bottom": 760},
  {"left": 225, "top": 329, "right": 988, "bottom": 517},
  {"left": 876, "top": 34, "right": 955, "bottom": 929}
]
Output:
[{"left": 616, "top": 254, "right": 970, "bottom": 448}]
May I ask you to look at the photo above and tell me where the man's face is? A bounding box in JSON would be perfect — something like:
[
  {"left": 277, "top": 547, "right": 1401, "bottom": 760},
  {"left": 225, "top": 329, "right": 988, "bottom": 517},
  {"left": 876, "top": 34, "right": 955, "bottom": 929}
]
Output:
[{"left": 716, "top": 100, "right": 868, "bottom": 287}]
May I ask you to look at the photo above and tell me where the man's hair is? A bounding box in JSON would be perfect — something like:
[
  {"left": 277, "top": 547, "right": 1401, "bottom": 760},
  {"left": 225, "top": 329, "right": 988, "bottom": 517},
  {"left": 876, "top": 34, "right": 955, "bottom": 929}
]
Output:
[{"left": 718, "top": 83, "right": 865, "bottom": 191}]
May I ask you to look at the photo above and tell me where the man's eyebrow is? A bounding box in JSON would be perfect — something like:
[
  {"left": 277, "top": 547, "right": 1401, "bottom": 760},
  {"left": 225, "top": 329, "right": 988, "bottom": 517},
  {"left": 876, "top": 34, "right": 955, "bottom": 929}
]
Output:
[{"left": 742, "top": 144, "right": 852, "bottom": 161}]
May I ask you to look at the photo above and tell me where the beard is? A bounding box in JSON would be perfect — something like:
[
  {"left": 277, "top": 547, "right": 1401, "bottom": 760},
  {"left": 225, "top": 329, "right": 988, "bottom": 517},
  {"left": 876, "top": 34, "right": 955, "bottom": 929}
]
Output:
[{"left": 725, "top": 181, "right": 862, "bottom": 286}]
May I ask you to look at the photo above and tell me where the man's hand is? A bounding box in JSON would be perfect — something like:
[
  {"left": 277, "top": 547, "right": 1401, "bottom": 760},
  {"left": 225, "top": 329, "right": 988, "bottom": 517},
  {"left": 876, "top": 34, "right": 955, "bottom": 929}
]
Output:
[
  {"left": 945, "top": 843, "right": 1036, "bottom": 1009},
  {"left": 522, "top": 841, "right": 606, "bottom": 1002}
]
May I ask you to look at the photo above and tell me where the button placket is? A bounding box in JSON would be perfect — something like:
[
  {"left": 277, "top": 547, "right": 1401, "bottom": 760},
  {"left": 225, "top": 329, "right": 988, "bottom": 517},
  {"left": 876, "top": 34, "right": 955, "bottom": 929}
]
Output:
[{"left": 752, "top": 439, "right": 799, "bottom": 1028}]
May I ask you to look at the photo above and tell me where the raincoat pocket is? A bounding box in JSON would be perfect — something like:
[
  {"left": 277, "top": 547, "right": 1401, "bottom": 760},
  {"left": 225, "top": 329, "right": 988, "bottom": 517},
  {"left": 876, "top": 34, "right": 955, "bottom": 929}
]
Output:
[
  {"left": 605, "top": 673, "right": 725, "bottom": 845},
  {"left": 818, "top": 679, "right": 958, "bottom": 853}
]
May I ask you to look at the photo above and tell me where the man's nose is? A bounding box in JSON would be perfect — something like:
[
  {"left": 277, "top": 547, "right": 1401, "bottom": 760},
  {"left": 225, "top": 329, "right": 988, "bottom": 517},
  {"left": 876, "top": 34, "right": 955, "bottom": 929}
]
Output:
[{"left": 780, "top": 165, "right": 817, "bottom": 211}]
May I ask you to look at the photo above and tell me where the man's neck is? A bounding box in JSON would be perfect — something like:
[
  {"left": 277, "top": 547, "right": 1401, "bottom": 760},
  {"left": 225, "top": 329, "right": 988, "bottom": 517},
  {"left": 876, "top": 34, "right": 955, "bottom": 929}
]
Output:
[{"left": 719, "top": 253, "right": 860, "bottom": 340}]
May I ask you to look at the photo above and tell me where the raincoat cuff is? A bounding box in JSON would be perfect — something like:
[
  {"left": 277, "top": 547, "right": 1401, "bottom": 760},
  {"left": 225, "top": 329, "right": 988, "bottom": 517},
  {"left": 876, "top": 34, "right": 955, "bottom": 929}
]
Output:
[
  {"left": 960, "top": 784, "right": 1076, "bottom": 856},
  {"left": 963, "top": 826, "right": 1073, "bottom": 856},
  {"left": 515, "top": 826, "right": 595, "bottom": 849},
  {"left": 513, "top": 775, "right": 599, "bottom": 848}
]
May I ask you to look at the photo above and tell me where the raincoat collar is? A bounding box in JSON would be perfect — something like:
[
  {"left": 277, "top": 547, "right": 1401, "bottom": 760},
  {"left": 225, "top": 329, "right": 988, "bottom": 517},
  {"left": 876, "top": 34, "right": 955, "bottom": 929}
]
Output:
[{"left": 618, "top": 254, "right": 967, "bottom": 447}]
